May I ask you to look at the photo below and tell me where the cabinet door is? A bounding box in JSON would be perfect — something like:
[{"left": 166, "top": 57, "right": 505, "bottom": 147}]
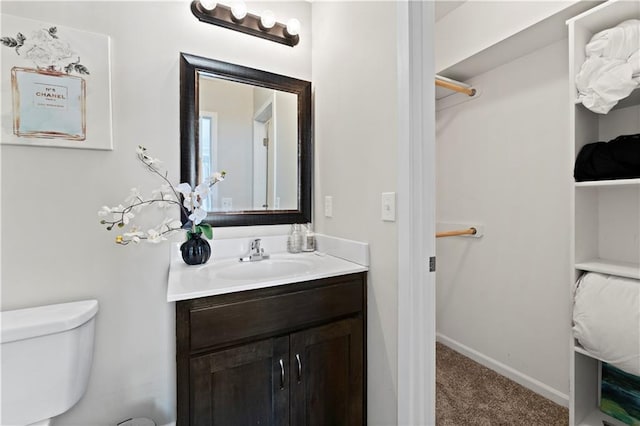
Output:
[
  {"left": 190, "top": 336, "right": 289, "bottom": 426},
  {"left": 290, "top": 318, "right": 364, "bottom": 426}
]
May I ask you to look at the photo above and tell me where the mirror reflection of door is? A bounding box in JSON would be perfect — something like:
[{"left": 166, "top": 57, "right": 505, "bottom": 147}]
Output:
[
  {"left": 253, "top": 98, "right": 274, "bottom": 210},
  {"left": 199, "top": 111, "right": 218, "bottom": 211},
  {"left": 265, "top": 119, "right": 277, "bottom": 209}
]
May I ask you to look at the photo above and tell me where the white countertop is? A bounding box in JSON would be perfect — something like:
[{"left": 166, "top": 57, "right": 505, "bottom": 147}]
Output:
[{"left": 167, "top": 235, "right": 369, "bottom": 302}]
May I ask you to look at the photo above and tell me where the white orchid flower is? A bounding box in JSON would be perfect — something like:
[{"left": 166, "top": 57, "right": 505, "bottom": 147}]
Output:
[
  {"left": 151, "top": 184, "right": 174, "bottom": 200},
  {"left": 175, "top": 183, "right": 196, "bottom": 210},
  {"left": 184, "top": 193, "right": 201, "bottom": 210},
  {"left": 167, "top": 219, "right": 183, "bottom": 230},
  {"left": 160, "top": 217, "right": 183, "bottom": 232},
  {"left": 175, "top": 183, "right": 192, "bottom": 196},
  {"left": 112, "top": 204, "right": 135, "bottom": 225},
  {"left": 195, "top": 182, "right": 210, "bottom": 198},
  {"left": 125, "top": 188, "right": 144, "bottom": 212},
  {"left": 207, "top": 171, "right": 226, "bottom": 186},
  {"left": 125, "top": 188, "right": 141, "bottom": 204},
  {"left": 189, "top": 207, "right": 207, "bottom": 225},
  {"left": 146, "top": 157, "right": 162, "bottom": 168},
  {"left": 100, "top": 147, "right": 226, "bottom": 249},
  {"left": 147, "top": 229, "right": 166, "bottom": 244},
  {"left": 151, "top": 184, "right": 176, "bottom": 209},
  {"left": 122, "top": 211, "right": 135, "bottom": 225},
  {"left": 123, "top": 229, "right": 144, "bottom": 244}
]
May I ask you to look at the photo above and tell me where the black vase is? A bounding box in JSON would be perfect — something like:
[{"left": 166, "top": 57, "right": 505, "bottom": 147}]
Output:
[{"left": 180, "top": 233, "right": 211, "bottom": 265}]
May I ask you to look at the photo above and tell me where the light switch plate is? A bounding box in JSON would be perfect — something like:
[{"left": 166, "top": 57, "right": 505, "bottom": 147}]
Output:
[
  {"left": 381, "top": 192, "right": 396, "bottom": 221},
  {"left": 324, "top": 196, "right": 333, "bottom": 217}
]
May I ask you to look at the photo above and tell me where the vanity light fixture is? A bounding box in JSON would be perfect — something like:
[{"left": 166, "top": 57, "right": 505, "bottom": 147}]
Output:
[
  {"left": 191, "top": 0, "right": 300, "bottom": 47},
  {"left": 230, "top": 1, "right": 247, "bottom": 21},
  {"left": 260, "top": 10, "right": 276, "bottom": 30},
  {"left": 199, "top": 0, "right": 217, "bottom": 11},
  {"left": 285, "top": 18, "right": 301, "bottom": 37}
]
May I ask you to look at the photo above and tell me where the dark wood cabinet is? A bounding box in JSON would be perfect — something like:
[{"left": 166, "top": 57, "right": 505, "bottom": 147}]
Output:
[
  {"left": 190, "top": 336, "right": 289, "bottom": 426},
  {"left": 176, "top": 273, "right": 366, "bottom": 426},
  {"left": 290, "top": 319, "right": 363, "bottom": 426}
]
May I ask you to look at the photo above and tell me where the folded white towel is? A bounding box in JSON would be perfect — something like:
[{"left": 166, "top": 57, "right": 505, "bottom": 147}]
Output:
[
  {"left": 576, "top": 19, "right": 640, "bottom": 114},
  {"left": 573, "top": 272, "right": 640, "bottom": 376}
]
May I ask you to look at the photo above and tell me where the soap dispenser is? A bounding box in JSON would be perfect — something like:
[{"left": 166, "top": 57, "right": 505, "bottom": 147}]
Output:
[
  {"left": 287, "top": 224, "right": 303, "bottom": 253},
  {"left": 303, "top": 222, "right": 315, "bottom": 252}
]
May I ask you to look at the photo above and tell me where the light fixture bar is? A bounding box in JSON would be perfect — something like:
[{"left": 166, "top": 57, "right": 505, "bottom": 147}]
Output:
[{"left": 191, "top": 1, "right": 300, "bottom": 47}]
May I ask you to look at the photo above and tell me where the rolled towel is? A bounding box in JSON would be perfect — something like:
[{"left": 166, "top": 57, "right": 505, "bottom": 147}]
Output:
[
  {"left": 573, "top": 272, "right": 640, "bottom": 376},
  {"left": 576, "top": 19, "right": 640, "bottom": 114}
]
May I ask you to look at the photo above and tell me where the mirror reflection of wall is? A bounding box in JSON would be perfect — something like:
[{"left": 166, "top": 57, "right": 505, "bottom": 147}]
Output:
[{"left": 198, "top": 74, "right": 298, "bottom": 212}]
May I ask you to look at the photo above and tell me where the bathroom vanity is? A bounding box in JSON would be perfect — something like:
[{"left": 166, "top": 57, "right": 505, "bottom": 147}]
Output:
[
  {"left": 175, "top": 272, "right": 366, "bottom": 425},
  {"left": 169, "top": 236, "right": 369, "bottom": 426}
]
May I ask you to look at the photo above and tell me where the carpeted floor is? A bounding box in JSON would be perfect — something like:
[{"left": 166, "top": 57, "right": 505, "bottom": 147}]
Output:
[{"left": 436, "top": 342, "right": 569, "bottom": 425}]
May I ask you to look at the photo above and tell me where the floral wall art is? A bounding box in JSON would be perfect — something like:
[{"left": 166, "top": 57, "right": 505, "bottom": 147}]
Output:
[{"left": 0, "top": 14, "right": 112, "bottom": 149}]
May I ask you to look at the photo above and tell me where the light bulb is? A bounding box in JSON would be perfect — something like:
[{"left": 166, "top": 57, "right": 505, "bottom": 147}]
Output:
[
  {"left": 260, "top": 10, "right": 276, "bottom": 30},
  {"left": 231, "top": 1, "right": 247, "bottom": 20},
  {"left": 200, "top": 0, "right": 217, "bottom": 11},
  {"left": 286, "top": 18, "right": 301, "bottom": 36}
]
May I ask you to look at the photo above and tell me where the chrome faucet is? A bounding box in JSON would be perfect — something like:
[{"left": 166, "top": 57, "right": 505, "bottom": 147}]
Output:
[{"left": 239, "top": 238, "right": 270, "bottom": 262}]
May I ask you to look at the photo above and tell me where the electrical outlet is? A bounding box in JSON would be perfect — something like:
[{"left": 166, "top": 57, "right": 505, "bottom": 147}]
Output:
[
  {"left": 324, "top": 196, "right": 333, "bottom": 218},
  {"left": 222, "top": 198, "right": 233, "bottom": 211}
]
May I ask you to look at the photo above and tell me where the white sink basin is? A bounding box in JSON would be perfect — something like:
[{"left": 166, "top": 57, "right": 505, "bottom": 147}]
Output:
[
  {"left": 167, "top": 251, "right": 368, "bottom": 302},
  {"left": 214, "top": 257, "right": 314, "bottom": 281}
]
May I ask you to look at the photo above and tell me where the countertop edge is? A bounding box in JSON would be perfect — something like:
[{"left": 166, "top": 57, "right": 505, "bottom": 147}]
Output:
[{"left": 168, "top": 265, "right": 368, "bottom": 302}]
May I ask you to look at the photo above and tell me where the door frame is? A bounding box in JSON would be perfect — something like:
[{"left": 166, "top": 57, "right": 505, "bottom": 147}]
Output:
[{"left": 397, "top": 1, "right": 436, "bottom": 425}]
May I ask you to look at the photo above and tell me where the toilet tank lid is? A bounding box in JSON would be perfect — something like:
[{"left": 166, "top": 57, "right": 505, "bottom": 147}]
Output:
[{"left": 1, "top": 299, "right": 99, "bottom": 344}]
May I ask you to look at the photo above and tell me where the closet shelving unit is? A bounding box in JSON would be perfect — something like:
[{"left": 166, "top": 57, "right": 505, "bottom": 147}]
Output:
[{"left": 568, "top": 1, "right": 640, "bottom": 425}]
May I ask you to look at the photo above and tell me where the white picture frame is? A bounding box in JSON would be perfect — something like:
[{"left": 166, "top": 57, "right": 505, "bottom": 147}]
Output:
[{"left": 1, "top": 14, "right": 113, "bottom": 150}]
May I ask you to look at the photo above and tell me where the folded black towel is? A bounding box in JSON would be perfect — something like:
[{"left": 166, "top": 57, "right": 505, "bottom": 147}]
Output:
[{"left": 574, "top": 133, "right": 640, "bottom": 181}]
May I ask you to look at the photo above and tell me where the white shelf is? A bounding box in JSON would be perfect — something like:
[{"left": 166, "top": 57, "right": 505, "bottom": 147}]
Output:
[
  {"left": 437, "top": 1, "right": 600, "bottom": 80},
  {"left": 579, "top": 408, "right": 629, "bottom": 426},
  {"left": 576, "top": 178, "right": 640, "bottom": 187},
  {"left": 570, "top": 2, "right": 640, "bottom": 425},
  {"left": 567, "top": 0, "right": 640, "bottom": 33},
  {"left": 580, "top": 408, "right": 629, "bottom": 426},
  {"left": 575, "top": 259, "right": 640, "bottom": 279}
]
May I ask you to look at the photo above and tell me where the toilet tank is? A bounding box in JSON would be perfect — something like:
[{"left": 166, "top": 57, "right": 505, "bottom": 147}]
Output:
[{"left": 1, "top": 299, "right": 99, "bottom": 426}]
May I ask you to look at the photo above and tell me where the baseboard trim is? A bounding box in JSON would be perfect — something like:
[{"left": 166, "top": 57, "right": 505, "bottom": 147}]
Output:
[{"left": 436, "top": 333, "right": 569, "bottom": 408}]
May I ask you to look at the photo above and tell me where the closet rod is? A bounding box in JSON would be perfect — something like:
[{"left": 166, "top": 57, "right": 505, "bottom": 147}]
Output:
[
  {"left": 435, "top": 75, "right": 476, "bottom": 97},
  {"left": 436, "top": 227, "right": 477, "bottom": 238}
]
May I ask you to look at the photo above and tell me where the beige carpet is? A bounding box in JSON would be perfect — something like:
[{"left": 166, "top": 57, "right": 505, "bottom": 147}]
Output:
[{"left": 436, "top": 342, "right": 569, "bottom": 425}]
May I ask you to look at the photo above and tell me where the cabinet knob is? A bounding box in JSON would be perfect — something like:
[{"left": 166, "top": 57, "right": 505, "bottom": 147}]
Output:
[{"left": 296, "top": 353, "right": 302, "bottom": 383}]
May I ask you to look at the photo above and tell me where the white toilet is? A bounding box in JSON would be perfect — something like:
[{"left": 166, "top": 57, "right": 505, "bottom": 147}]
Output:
[{"left": 1, "top": 299, "right": 99, "bottom": 426}]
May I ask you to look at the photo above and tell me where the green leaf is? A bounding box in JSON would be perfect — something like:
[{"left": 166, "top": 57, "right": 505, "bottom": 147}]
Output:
[
  {"left": 197, "top": 224, "right": 213, "bottom": 240},
  {"left": 74, "top": 64, "right": 90, "bottom": 75},
  {"left": 0, "top": 37, "right": 18, "bottom": 48}
]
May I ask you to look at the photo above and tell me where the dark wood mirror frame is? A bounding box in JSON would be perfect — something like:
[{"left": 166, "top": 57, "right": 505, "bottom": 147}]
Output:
[{"left": 180, "top": 52, "right": 312, "bottom": 227}]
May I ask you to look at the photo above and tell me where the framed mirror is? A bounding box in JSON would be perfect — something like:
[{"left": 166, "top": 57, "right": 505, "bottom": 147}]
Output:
[{"left": 180, "top": 52, "right": 312, "bottom": 227}]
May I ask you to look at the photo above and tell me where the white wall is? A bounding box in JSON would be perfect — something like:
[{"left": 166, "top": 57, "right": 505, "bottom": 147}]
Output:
[
  {"left": 0, "top": 2, "right": 311, "bottom": 425},
  {"left": 435, "top": 39, "right": 571, "bottom": 402},
  {"left": 312, "top": 2, "right": 399, "bottom": 424}
]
